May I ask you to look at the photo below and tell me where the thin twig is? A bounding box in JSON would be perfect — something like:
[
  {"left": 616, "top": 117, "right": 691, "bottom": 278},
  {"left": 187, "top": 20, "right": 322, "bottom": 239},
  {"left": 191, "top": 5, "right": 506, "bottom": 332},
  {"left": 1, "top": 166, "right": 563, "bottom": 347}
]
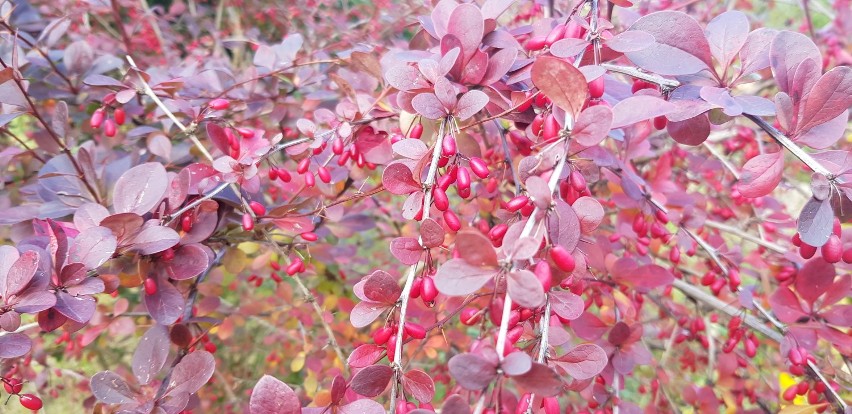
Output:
[{"left": 703, "top": 220, "right": 786, "bottom": 254}]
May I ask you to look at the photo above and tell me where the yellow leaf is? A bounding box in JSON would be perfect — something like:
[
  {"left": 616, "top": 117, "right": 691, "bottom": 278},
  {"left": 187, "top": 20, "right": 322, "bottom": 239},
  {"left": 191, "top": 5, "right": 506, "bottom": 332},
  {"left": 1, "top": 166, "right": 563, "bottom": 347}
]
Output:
[
  {"left": 223, "top": 247, "right": 247, "bottom": 273},
  {"left": 238, "top": 242, "right": 261, "bottom": 254},
  {"left": 304, "top": 371, "right": 318, "bottom": 397},
  {"left": 290, "top": 351, "right": 306, "bottom": 372}
]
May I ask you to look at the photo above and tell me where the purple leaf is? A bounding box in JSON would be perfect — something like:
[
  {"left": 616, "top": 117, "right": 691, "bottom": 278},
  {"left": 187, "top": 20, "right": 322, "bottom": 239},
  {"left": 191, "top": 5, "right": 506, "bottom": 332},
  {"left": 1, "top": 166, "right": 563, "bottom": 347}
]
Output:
[
  {"left": 525, "top": 176, "right": 552, "bottom": 210},
  {"left": 795, "top": 109, "right": 849, "bottom": 149},
  {"left": 513, "top": 362, "right": 563, "bottom": 396},
  {"left": 113, "top": 163, "right": 168, "bottom": 215},
  {"left": 447, "top": 3, "right": 484, "bottom": 62},
  {"left": 383, "top": 162, "right": 422, "bottom": 195},
  {"left": 667, "top": 115, "right": 711, "bottom": 146},
  {"left": 738, "top": 152, "right": 783, "bottom": 198},
  {"left": 573, "top": 105, "right": 613, "bottom": 147},
  {"left": 480, "top": 48, "right": 517, "bottom": 85},
  {"left": 507, "top": 269, "right": 545, "bottom": 309},
  {"left": 126, "top": 223, "right": 181, "bottom": 255},
  {"left": 69, "top": 226, "right": 116, "bottom": 269},
  {"left": 205, "top": 122, "right": 231, "bottom": 155},
  {"left": 613, "top": 262, "right": 674, "bottom": 292},
  {"left": 442, "top": 395, "right": 472, "bottom": 414},
  {"left": 363, "top": 270, "right": 402, "bottom": 304},
  {"left": 54, "top": 291, "right": 96, "bottom": 323},
  {"left": 798, "top": 66, "right": 852, "bottom": 132},
  {"left": 350, "top": 301, "right": 390, "bottom": 328},
  {"left": 625, "top": 11, "right": 712, "bottom": 75},
  {"left": 386, "top": 65, "right": 430, "bottom": 91},
  {"left": 700, "top": 86, "right": 742, "bottom": 116},
  {"left": 167, "top": 350, "right": 216, "bottom": 396},
  {"left": 434, "top": 77, "right": 458, "bottom": 110},
  {"left": 705, "top": 11, "right": 750, "bottom": 69},
  {"left": 606, "top": 30, "right": 655, "bottom": 53},
  {"left": 501, "top": 352, "right": 532, "bottom": 376},
  {"left": 549, "top": 291, "right": 584, "bottom": 321},
  {"left": 434, "top": 258, "right": 497, "bottom": 296},
  {"left": 144, "top": 278, "right": 185, "bottom": 325},
  {"left": 769, "top": 287, "right": 807, "bottom": 324},
  {"left": 339, "top": 399, "right": 387, "bottom": 414},
  {"left": 413, "top": 93, "right": 447, "bottom": 120},
  {"left": 549, "top": 38, "right": 590, "bottom": 58},
  {"left": 558, "top": 343, "right": 608, "bottom": 380},
  {"left": 573, "top": 196, "right": 604, "bottom": 233},
  {"left": 391, "top": 237, "right": 423, "bottom": 265},
  {"left": 132, "top": 324, "right": 170, "bottom": 385},
  {"left": 402, "top": 369, "right": 435, "bottom": 403},
  {"left": 393, "top": 138, "right": 429, "bottom": 160},
  {"left": 0, "top": 332, "right": 32, "bottom": 358},
  {"left": 350, "top": 364, "right": 393, "bottom": 397},
  {"left": 531, "top": 56, "right": 589, "bottom": 116},
  {"left": 420, "top": 219, "right": 445, "bottom": 248},
  {"left": 546, "top": 200, "right": 581, "bottom": 253},
  {"left": 4, "top": 250, "right": 39, "bottom": 298},
  {"left": 454, "top": 90, "right": 489, "bottom": 121},
  {"left": 735, "top": 95, "right": 776, "bottom": 116},
  {"left": 164, "top": 244, "right": 209, "bottom": 280},
  {"left": 797, "top": 197, "right": 834, "bottom": 248},
  {"left": 448, "top": 353, "right": 497, "bottom": 390},
  {"left": 90, "top": 371, "right": 139, "bottom": 404},
  {"left": 14, "top": 290, "right": 57, "bottom": 313},
  {"left": 250, "top": 375, "right": 300, "bottom": 414},
  {"left": 769, "top": 31, "right": 821, "bottom": 94},
  {"left": 738, "top": 28, "right": 777, "bottom": 79},
  {"left": 611, "top": 96, "right": 677, "bottom": 129}
]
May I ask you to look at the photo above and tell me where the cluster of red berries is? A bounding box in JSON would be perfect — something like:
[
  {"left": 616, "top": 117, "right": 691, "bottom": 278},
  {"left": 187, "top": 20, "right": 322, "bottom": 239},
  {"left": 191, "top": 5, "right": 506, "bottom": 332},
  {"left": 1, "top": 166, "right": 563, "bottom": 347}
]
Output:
[
  {"left": 719, "top": 316, "right": 758, "bottom": 357},
  {"left": 371, "top": 321, "right": 427, "bottom": 362},
  {"left": 517, "top": 392, "right": 560, "bottom": 414},
  {"left": 408, "top": 275, "right": 438, "bottom": 306},
  {"left": 2, "top": 376, "right": 42, "bottom": 411},
  {"left": 89, "top": 94, "right": 127, "bottom": 138},
  {"left": 394, "top": 399, "right": 434, "bottom": 414},
  {"left": 792, "top": 218, "right": 850, "bottom": 263}
]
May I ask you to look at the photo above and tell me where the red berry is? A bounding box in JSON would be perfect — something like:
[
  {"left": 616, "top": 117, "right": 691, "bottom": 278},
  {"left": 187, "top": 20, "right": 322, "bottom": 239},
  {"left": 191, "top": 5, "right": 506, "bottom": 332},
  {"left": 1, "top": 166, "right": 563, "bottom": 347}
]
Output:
[
  {"left": 4, "top": 378, "right": 22, "bottom": 394},
  {"left": 843, "top": 248, "right": 852, "bottom": 264},
  {"left": 533, "top": 261, "right": 553, "bottom": 291},
  {"left": 90, "top": 108, "right": 105, "bottom": 128},
  {"left": 542, "top": 397, "right": 560, "bottom": 414},
  {"left": 792, "top": 232, "right": 802, "bottom": 247},
  {"left": 545, "top": 24, "right": 567, "bottom": 46},
  {"left": 249, "top": 201, "right": 266, "bottom": 216},
  {"left": 444, "top": 209, "right": 461, "bottom": 232},
  {"left": 332, "top": 137, "right": 344, "bottom": 155},
  {"left": 433, "top": 187, "right": 449, "bottom": 211},
  {"left": 525, "top": 36, "right": 547, "bottom": 51},
  {"left": 441, "top": 135, "right": 457, "bottom": 157},
  {"left": 506, "top": 195, "right": 530, "bottom": 213},
  {"left": 531, "top": 113, "right": 544, "bottom": 136},
  {"left": 144, "top": 278, "right": 157, "bottom": 295},
  {"left": 800, "top": 243, "right": 816, "bottom": 259},
  {"left": 409, "top": 277, "right": 423, "bottom": 299},
  {"left": 461, "top": 307, "right": 481, "bottom": 325},
  {"left": 242, "top": 212, "right": 254, "bottom": 231},
  {"left": 421, "top": 276, "right": 438, "bottom": 302},
  {"left": 588, "top": 76, "right": 605, "bottom": 99},
  {"left": 103, "top": 119, "right": 117, "bottom": 137},
  {"left": 304, "top": 173, "right": 315, "bottom": 187},
  {"left": 277, "top": 168, "right": 292, "bottom": 182},
  {"left": 653, "top": 116, "right": 667, "bottom": 130},
  {"left": 300, "top": 232, "right": 318, "bottom": 242},
  {"left": 297, "top": 158, "right": 310, "bottom": 174},
  {"left": 409, "top": 123, "right": 423, "bottom": 139},
  {"left": 268, "top": 168, "right": 279, "bottom": 180},
  {"left": 209, "top": 98, "right": 230, "bottom": 110},
  {"left": 372, "top": 326, "right": 393, "bottom": 345},
  {"left": 404, "top": 322, "right": 426, "bottom": 339},
  {"left": 821, "top": 234, "right": 842, "bottom": 263},
  {"left": 550, "top": 245, "right": 576, "bottom": 272},
  {"left": 317, "top": 166, "right": 331, "bottom": 183},
  {"left": 542, "top": 113, "right": 559, "bottom": 140},
  {"left": 469, "top": 157, "right": 490, "bottom": 179},
  {"left": 286, "top": 259, "right": 303, "bottom": 276},
  {"left": 19, "top": 394, "right": 42, "bottom": 410},
  {"left": 114, "top": 107, "right": 126, "bottom": 125}
]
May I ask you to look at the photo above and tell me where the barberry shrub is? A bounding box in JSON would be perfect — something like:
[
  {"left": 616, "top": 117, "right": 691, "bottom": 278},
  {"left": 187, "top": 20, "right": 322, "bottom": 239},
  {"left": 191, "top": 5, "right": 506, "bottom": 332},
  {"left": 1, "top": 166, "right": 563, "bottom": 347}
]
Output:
[{"left": 0, "top": 0, "right": 850, "bottom": 413}]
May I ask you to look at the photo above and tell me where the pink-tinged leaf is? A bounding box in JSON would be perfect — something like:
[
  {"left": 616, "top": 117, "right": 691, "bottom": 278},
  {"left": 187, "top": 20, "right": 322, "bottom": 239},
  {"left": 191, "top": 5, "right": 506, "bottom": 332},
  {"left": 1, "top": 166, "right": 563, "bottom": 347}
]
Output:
[
  {"left": 824, "top": 304, "right": 852, "bottom": 326},
  {"left": 339, "top": 399, "right": 386, "bottom": 414},
  {"left": 383, "top": 162, "right": 421, "bottom": 195},
  {"left": 403, "top": 191, "right": 425, "bottom": 220},
  {"left": 430, "top": 0, "right": 456, "bottom": 38},
  {"left": 74, "top": 203, "right": 110, "bottom": 232},
  {"left": 364, "top": 270, "right": 402, "bottom": 304},
  {"left": 513, "top": 362, "right": 563, "bottom": 396},
  {"left": 549, "top": 38, "right": 590, "bottom": 58},
  {"left": 700, "top": 87, "right": 742, "bottom": 116},
  {"left": 797, "top": 197, "right": 834, "bottom": 248},
  {"left": 509, "top": 237, "right": 540, "bottom": 261},
  {"left": 420, "top": 219, "right": 445, "bottom": 248},
  {"left": 531, "top": 56, "right": 589, "bottom": 116},
  {"left": 413, "top": 92, "right": 447, "bottom": 120},
  {"left": 271, "top": 216, "right": 315, "bottom": 236},
  {"left": 351, "top": 364, "right": 393, "bottom": 397},
  {"left": 113, "top": 163, "right": 168, "bottom": 215},
  {"left": 667, "top": 114, "right": 711, "bottom": 145},
  {"left": 393, "top": 138, "right": 429, "bottom": 160},
  {"left": 735, "top": 95, "right": 776, "bottom": 116},
  {"left": 798, "top": 66, "right": 852, "bottom": 132},
  {"left": 614, "top": 263, "right": 673, "bottom": 292},
  {"left": 550, "top": 291, "right": 584, "bottom": 321},
  {"left": 454, "top": 90, "right": 489, "bottom": 121},
  {"left": 0, "top": 333, "right": 32, "bottom": 358},
  {"left": 14, "top": 290, "right": 57, "bottom": 313},
  {"left": 390, "top": 237, "right": 423, "bottom": 265},
  {"left": 434, "top": 258, "right": 497, "bottom": 296},
  {"left": 434, "top": 77, "right": 458, "bottom": 110},
  {"left": 126, "top": 224, "right": 180, "bottom": 255},
  {"left": 350, "top": 301, "right": 389, "bottom": 328},
  {"left": 606, "top": 30, "right": 655, "bottom": 53},
  {"left": 132, "top": 324, "right": 170, "bottom": 385},
  {"left": 456, "top": 230, "right": 499, "bottom": 267},
  {"left": 502, "top": 352, "right": 532, "bottom": 376},
  {"left": 205, "top": 122, "right": 231, "bottom": 155},
  {"left": 572, "top": 196, "right": 604, "bottom": 233},
  {"left": 480, "top": 48, "right": 517, "bottom": 85},
  {"left": 348, "top": 344, "right": 384, "bottom": 368},
  {"left": 69, "top": 226, "right": 116, "bottom": 269},
  {"left": 769, "top": 286, "right": 808, "bottom": 324},
  {"left": 705, "top": 11, "right": 750, "bottom": 69},
  {"left": 481, "top": 0, "right": 513, "bottom": 20},
  {"left": 738, "top": 28, "right": 777, "bottom": 79},
  {"left": 795, "top": 259, "right": 835, "bottom": 305},
  {"left": 90, "top": 371, "right": 138, "bottom": 404},
  {"left": 547, "top": 200, "right": 581, "bottom": 253},
  {"left": 507, "top": 269, "right": 545, "bottom": 308},
  {"left": 439, "top": 47, "right": 462, "bottom": 77},
  {"left": 738, "top": 152, "right": 783, "bottom": 198},
  {"left": 448, "top": 353, "right": 497, "bottom": 390},
  {"left": 525, "top": 176, "right": 552, "bottom": 209},
  {"left": 447, "top": 3, "right": 484, "bottom": 62},
  {"left": 403, "top": 370, "right": 435, "bottom": 403},
  {"left": 558, "top": 343, "right": 608, "bottom": 380},
  {"left": 573, "top": 105, "right": 612, "bottom": 147},
  {"left": 611, "top": 96, "right": 677, "bottom": 129},
  {"left": 625, "top": 11, "right": 712, "bottom": 75},
  {"left": 250, "top": 375, "right": 300, "bottom": 414},
  {"left": 461, "top": 49, "right": 488, "bottom": 85},
  {"left": 769, "top": 31, "right": 822, "bottom": 94},
  {"left": 167, "top": 350, "right": 215, "bottom": 396},
  {"left": 4, "top": 250, "right": 39, "bottom": 298},
  {"left": 795, "top": 109, "right": 848, "bottom": 149},
  {"left": 386, "top": 65, "right": 430, "bottom": 91},
  {"left": 54, "top": 291, "right": 95, "bottom": 323},
  {"left": 164, "top": 244, "right": 209, "bottom": 280},
  {"left": 0, "top": 246, "right": 19, "bottom": 293},
  {"left": 442, "top": 395, "right": 472, "bottom": 414},
  {"left": 145, "top": 278, "right": 185, "bottom": 325},
  {"left": 573, "top": 312, "right": 610, "bottom": 341}
]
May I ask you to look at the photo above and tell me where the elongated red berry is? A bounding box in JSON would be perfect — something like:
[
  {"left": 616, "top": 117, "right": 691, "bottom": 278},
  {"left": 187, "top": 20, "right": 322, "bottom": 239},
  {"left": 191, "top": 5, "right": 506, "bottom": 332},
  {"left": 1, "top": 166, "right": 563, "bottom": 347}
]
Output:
[
  {"left": 286, "top": 259, "right": 302, "bottom": 276},
  {"left": 4, "top": 378, "right": 23, "bottom": 394},
  {"left": 209, "top": 98, "right": 230, "bottom": 110},
  {"left": 821, "top": 234, "right": 842, "bottom": 263},
  {"left": 442, "top": 135, "right": 457, "bottom": 157},
  {"left": 373, "top": 326, "right": 393, "bottom": 345},
  {"left": 277, "top": 168, "right": 292, "bottom": 182},
  {"left": 304, "top": 173, "right": 315, "bottom": 187},
  {"left": 542, "top": 397, "right": 560, "bottom": 414},
  {"left": 545, "top": 24, "right": 567, "bottom": 46},
  {"left": 297, "top": 158, "right": 310, "bottom": 174},
  {"left": 550, "top": 245, "right": 575, "bottom": 272},
  {"left": 404, "top": 322, "right": 426, "bottom": 339},
  {"left": 249, "top": 201, "right": 266, "bottom": 216},
  {"left": 792, "top": 232, "right": 802, "bottom": 246},
  {"left": 114, "top": 107, "right": 126, "bottom": 125},
  {"left": 469, "top": 157, "right": 489, "bottom": 179},
  {"left": 843, "top": 248, "right": 852, "bottom": 264},
  {"left": 19, "top": 394, "right": 42, "bottom": 410},
  {"left": 633, "top": 214, "right": 646, "bottom": 235},
  {"left": 525, "top": 36, "right": 547, "bottom": 51},
  {"left": 800, "top": 243, "right": 816, "bottom": 259},
  {"left": 542, "top": 113, "right": 559, "bottom": 140},
  {"left": 653, "top": 115, "right": 667, "bottom": 130},
  {"left": 531, "top": 113, "right": 544, "bottom": 136},
  {"left": 489, "top": 223, "right": 508, "bottom": 241},
  {"left": 456, "top": 167, "right": 471, "bottom": 192},
  {"left": 300, "top": 232, "right": 318, "bottom": 241},
  {"left": 588, "top": 76, "right": 604, "bottom": 99},
  {"left": 90, "top": 108, "right": 105, "bottom": 128},
  {"left": 506, "top": 195, "right": 529, "bottom": 212},
  {"left": 533, "top": 261, "right": 553, "bottom": 291},
  {"left": 460, "top": 307, "right": 481, "bottom": 325},
  {"left": 409, "top": 123, "right": 423, "bottom": 139},
  {"left": 444, "top": 209, "right": 461, "bottom": 232},
  {"left": 104, "top": 119, "right": 117, "bottom": 137},
  {"left": 242, "top": 212, "right": 254, "bottom": 231},
  {"left": 433, "top": 187, "right": 449, "bottom": 211},
  {"left": 181, "top": 215, "right": 193, "bottom": 232},
  {"left": 421, "top": 276, "right": 438, "bottom": 302},
  {"left": 144, "top": 278, "right": 157, "bottom": 295},
  {"left": 317, "top": 166, "right": 331, "bottom": 183},
  {"left": 569, "top": 170, "right": 586, "bottom": 192}
]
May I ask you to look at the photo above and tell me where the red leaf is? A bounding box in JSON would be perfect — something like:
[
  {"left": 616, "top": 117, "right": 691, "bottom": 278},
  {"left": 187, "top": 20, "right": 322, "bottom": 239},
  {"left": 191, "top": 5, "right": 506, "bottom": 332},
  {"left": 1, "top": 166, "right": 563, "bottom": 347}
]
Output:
[
  {"left": 205, "top": 122, "right": 231, "bottom": 155},
  {"left": 557, "top": 343, "right": 608, "bottom": 380},
  {"left": 667, "top": 114, "right": 711, "bottom": 146},
  {"left": 507, "top": 269, "right": 545, "bottom": 309},
  {"left": 798, "top": 66, "right": 852, "bottom": 132},
  {"left": 501, "top": 352, "right": 532, "bottom": 376},
  {"left": 250, "top": 375, "right": 300, "bottom": 414},
  {"left": 769, "top": 286, "right": 808, "bottom": 324},
  {"left": 512, "top": 362, "right": 563, "bottom": 396},
  {"left": 348, "top": 344, "right": 384, "bottom": 368},
  {"left": 611, "top": 95, "right": 677, "bottom": 129},
  {"left": 350, "top": 365, "right": 393, "bottom": 397},
  {"left": 447, "top": 3, "right": 484, "bottom": 62},
  {"left": 413, "top": 93, "right": 448, "bottom": 120},
  {"left": 738, "top": 152, "right": 784, "bottom": 198},
  {"left": 549, "top": 291, "right": 584, "bottom": 321},
  {"left": 383, "top": 162, "right": 421, "bottom": 195},
  {"left": 455, "top": 230, "right": 499, "bottom": 267},
  {"left": 769, "top": 31, "right": 822, "bottom": 94},
  {"left": 794, "top": 259, "right": 835, "bottom": 306},
  {"left": 573, "top": 105, "right": 613, "bottom": 147},
  {"left": 402, "top": 369, "right": 435, "bottom": 403},
  {"left": 420, "top": 219, "right": 445, "bottom": 248},
  {"left": 434, "top": 258, "right": 497, "bottom": 297},
  {"left": 625, "top": 11, "right": 712, "bottom": 75},
  {"left": 530, "top": 56, "right": 589, "bottom": 116},
  {"left": 363, "top": 270, "right": 402, "bottom": 304},
  {"left": 113, "top": 163, "right": 168, "bottom": 215},
  {"left": 448, "top": 353, "right": 497, "bottom": 390},
  {"left": 546, "top": 200, "right": 581, "bottom": 253},
  {"left": 390, "top": 237, "right": 423, "bottom": 265}
]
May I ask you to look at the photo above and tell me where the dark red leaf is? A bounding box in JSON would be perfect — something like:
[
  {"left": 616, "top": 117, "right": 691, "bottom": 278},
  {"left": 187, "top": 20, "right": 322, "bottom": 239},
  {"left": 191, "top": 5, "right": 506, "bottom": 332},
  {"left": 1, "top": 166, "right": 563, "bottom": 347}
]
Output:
[
  {"left": 420, "top": 219, "right": 445, "bottom": 248},
  {"left": 738, "top": 151, "right": 784, "bottom": 198},
  {"left": 794, "top": 259, "right": 835, "bottom": 305},
  {"left": 167, "top": 350, "right": 216, "bottom": 396},
  {"left": 402, "top": 369, "right": 435, "bottom": 403},
  {"left": 90, "top": 371, "right": 138, "bottom": 405},
  {"left": 448, "top": 353, "right": 497, "bottom": 390},
  {"left": 513, "top": 362, "right": 563, "bottom": 396},
  {"left": 557, "top": 343, "right": 608, "bottom": 380},
  {"left": 350, "top": 364, "right": 393, "bottom": 397},
  {"left": 249, "top": 375, "right": 300, "bottom": 414},
  {"left": 383, "top": 162, "right": 422, "bottom": 195},
  {"left": 348, "top": 344, "right": 385, "bottom": 368},
  {"left": 530, "top": 56, "right": 589, "bottom": 116},
  {"left": 363, "top": 270, "right": 402, "bottom": 304}
]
